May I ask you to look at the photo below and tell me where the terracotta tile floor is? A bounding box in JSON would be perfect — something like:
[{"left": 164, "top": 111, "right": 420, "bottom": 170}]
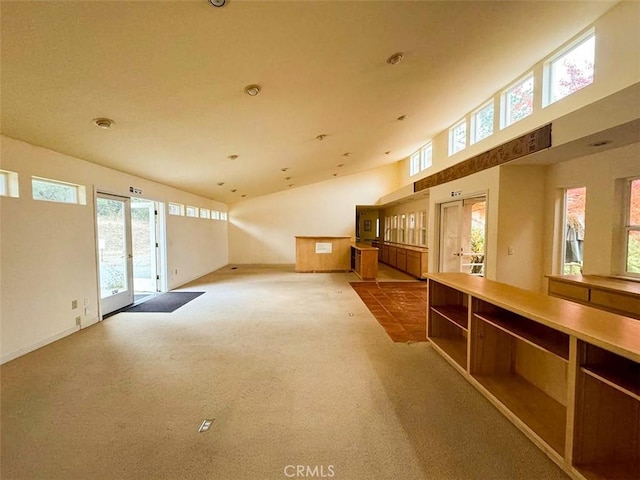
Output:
[{"left": 350, "top": 281, "right": 427, "bottom": 342}]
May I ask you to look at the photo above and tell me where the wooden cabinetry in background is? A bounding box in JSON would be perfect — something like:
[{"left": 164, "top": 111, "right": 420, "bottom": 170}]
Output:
[
  {"left": 351, "top": 244, "right": 378, "bottom": 280},
  {"left": 371, "top": 241, "right": 428, "bottom": 279}
]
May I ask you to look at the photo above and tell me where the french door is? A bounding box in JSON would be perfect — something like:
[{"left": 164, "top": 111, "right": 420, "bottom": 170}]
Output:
[
  {"left": 97, "top": 193, "right": 134, "bottom": 315},
  {"left": 439, "top": 197, "right": 487, "bottom": 275}
]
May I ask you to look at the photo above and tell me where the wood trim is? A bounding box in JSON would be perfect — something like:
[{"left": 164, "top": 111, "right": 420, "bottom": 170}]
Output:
[{"left": 414, "top": 124, "right": 552, "bottom": 192}]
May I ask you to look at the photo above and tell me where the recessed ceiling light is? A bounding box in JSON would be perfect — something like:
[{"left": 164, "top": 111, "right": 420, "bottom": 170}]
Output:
[
  {"left": 228, "top": 154, "right": 238, "bottom": 160},
  {"left": 217, "top": 182, "right": 225, "bottom": 186},
  {"left": 589, "top": 140, "right": 612, "bottom": 147},
  {"left": 241, "top": 194, "right": 247, "bottom": 197},
  {"left": 285, "top": 176, "right": 292, "bottom": 180},
  {"left": 337, "top": 164, "right": 344, "bottom": 167},
  {"left": 93, "top": 118, "right": 114, "bottom": 129},
  {"left": 244, "top": 84, "right": 261, "bottom": 96},
  {"left": 332, "top": 173, "right": 338, "bottom": 177},
  {"left": 397, "top": 115, "right": 406, "bottom": 121},
  {"left": 385, "top": 151, "right": 391, "bottom": 155},
  {"left": 316, "top": 134, "right": 328, "bottom": 141},
  {"left": 386, "top": 52, "right": 404, "bottom": 65},
  {"left": 230, "top": 189, "right": 237, "bottom": 193},
  {"left": 281, "top": 167, "right": 289, "bottom": 172},
  {"left": 208, "top": 0, "right": 226, "bottom": 7},
  {"left": 342, "top": 152, "right": 351, "bottom": 157}
]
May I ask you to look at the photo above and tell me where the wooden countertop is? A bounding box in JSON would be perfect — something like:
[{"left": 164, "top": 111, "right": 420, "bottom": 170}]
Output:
[
  {"left": 427, "top": 272, "right": 640, "bottom": 363},
  {"left": 352, "top": 243, "right": 378, "bottom": 251},
  {"left": 372, "top": 241, "right": 428, "bottom": 253},
  {"left": 295, "top": 236, "right": 351, "bottom": 239},
  {"left": 546, "top": 274, "right": 640, "bottom": 296}
]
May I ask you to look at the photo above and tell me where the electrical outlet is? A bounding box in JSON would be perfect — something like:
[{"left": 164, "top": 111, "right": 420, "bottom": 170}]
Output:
[
  {"left": 75, "top": 316, "right": 81, "bottom": 326},
  {"left": 174, "top": 269, "right": 178, "bottom": 275},
  {"left": 72, "top": 300, "right": 78, "bottom": 309}
]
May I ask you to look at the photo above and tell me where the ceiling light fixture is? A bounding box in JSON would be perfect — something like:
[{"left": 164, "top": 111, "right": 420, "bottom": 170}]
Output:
[
  {"left": 208, "top": 0, "right": 227, "bottom": 7},
  {"left": 241, "top": 194, "right": 247, "bottom": 198},
  {"left": 231, "top": 189, "right": 237, "bottom": 193},
  {"left": 385, "top": 151, "right": 391, "bottom": 155},
  {"left": 228, "top": 154, "right": 238, "bottom": 160},
  {"left": 397, "top": 115, "right": 406, "bottom": 121},
  {"left": 386, "top": 52, "right": 404, "bottom": 65},
  {"left": 342, "top": 152, "right": 351, "bottom": 157},
  {"left": 93, "top": 118, "right": 114, "bottom": 129},
  {"left": 337, "top": 164, "right": 344, "bottom": 167},
  {"left": 285, "top": 176, "right": 292, "bottom": 180},
  {"left": 316, "top": 134, "right": 328, "bottom": 141},
  {"left": 281, "top": 167, "right": 289, "bottom": 172},
  {"left": 332, "top": 173, "right": 338, "bottom": 177},
  {"left": 244, "top": 84, "right": 261, "bottom": 96},
  {"left": 217, "top": 182, "right": 225, "bottom": 186}
]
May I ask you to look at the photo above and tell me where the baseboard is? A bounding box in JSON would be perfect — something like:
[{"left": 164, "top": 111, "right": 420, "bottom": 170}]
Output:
[
  {"left": 1, "top": 325, "right": 80, "bottom": 365},
  {"left": 81, "top": 316, "right": 100, "bottom": 328}
]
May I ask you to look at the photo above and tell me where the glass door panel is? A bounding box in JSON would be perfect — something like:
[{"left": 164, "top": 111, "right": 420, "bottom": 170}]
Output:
[{"left": 97, "top": 194, "right": 133, "bottom": 315}]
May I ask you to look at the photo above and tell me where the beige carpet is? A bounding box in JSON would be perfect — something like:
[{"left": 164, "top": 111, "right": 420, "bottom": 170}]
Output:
[{"left": 1, "top": 265, "right": 567, "bottom": 480}]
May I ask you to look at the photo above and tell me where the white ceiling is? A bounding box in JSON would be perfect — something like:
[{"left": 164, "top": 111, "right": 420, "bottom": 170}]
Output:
[{"left": 0, "top": 0, "right": 617, "bottom": 204}]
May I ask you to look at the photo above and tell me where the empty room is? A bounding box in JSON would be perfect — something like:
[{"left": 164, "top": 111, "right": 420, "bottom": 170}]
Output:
[{"left": 1, "top": 1, "right": 639, "bottom": 479}]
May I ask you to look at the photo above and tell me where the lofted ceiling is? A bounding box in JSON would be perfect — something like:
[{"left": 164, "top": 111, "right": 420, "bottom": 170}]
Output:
[{"left": 0, "top": 0, "right": 617, "bottom": 204}]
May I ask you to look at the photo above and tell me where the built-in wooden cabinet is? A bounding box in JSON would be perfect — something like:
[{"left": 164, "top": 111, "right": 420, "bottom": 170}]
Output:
[
  {"left": 351, "top": 244, "right": 378, "bottom": 280},
  {"left": 371, "top": 241, "right": 428, "bottom": 279},
  {"left": 547, "top": 274, "right": 640, "bottom": 320},
  {"left": 427, "top": 273, "right": 640, "bottom": 480}
]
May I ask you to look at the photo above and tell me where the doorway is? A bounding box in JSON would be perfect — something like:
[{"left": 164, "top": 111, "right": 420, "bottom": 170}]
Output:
[
  {"left": 438, "top": 196, "right": 487, "bottom": 275},
  {"left": 97, "top": 193, "right": 134, "bottom": 315},
  {"left": 131, "top": 197, "right": 160, "bottom": 302}
]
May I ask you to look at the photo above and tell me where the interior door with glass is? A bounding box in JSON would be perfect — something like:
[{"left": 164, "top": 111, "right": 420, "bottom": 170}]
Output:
[
  {"left": 439, "top": 197, "right": 487, "bottom": 275},
  {"left": 439, "top": 200, "right": 463, "bottom": 272},
  {"left": 97, "top": 193, "right": 134, "bottom": 315}
]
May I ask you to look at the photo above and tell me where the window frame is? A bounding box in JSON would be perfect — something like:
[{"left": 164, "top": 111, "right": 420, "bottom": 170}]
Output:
[
  {"left": 420, "top": 143, "right": 432, "bottom": 171},
  {"left": 501, "top": 73, "right": 534, "bottom": 129},
  {"left": 31, "top": 176, "right": 86, "bottom": 205},
  {"left": 543, "top": 29, "right": 595, "bottom": 107},
  {"left": 448, "top": 119, "right": 467, "bottom": 156},
  {"left": 471, "top": 101, "right": 494, "bottom": 145},
  {"left": 199, "top": 208, "right": 211, "bottom": 219},
  {"left": 409, "top": 152, "right": 420, "bottom": 176},
  {"left": 185, "top": 206, "right": 199, "bottom": 218},
  {"left": 623, "top": 177, "right": 640, "bottom": 278},
  {"left": 168, "top": 202, "right": 184, "bottom": 216},
  {"left": 0, "top": 169, "right": 19, "bottom": 198}
]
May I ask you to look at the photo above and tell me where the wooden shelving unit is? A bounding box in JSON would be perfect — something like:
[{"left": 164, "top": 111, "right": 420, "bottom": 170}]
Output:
[
  {"left": 425, "top": 273, "right": 640, "bottom": 480},
  {"left": 573, "top": 343, "right": 640, "bottom": 480},
  {"left": 428, "top": 282, "right": 468, "bottom": 370}
]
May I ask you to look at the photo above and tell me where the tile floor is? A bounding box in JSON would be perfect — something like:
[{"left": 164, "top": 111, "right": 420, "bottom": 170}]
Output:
[{"left": 350, "top": 281, "right": 427, "bottom": 342}]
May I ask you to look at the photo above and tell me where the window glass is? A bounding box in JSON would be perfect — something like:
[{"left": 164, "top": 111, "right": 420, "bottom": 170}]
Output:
[
  {"left": 449, "top": 120, "right": 466, "bottom": 155},
  {"left": 0, "top": 171, "right": 7, "bottom": 196},
  {"left": 211, "top": 210, "right": 220, "bottom": 220},
  {"left": 409, "top": 152, "right": 420, "bottom": 176},
  {"left": 185, "top": 206, "right": 198, "bottom": 217},
  {"left": 220, "top": 212, "right": 228, "bottom": 221},
  {"left": 32, "top": 177, "right": 84, "bottom": 204},
  {"left": 504, "top": 75, "right": 534, "bottom": 127},
  {"left": 563, "top": 187, "right": 586, "bottom": 275},
  {"left": 549, "top": 34, "right": 595, "bottom": 105},
  {"left": 168, "top": 203, "right": 184, "bottom": 216},
  {"left": 472, "top": 102, "right": 494, "bottom": 144},
  {"left": 420, "top": 144, "right": 432, "bottom": 170},
  {"left": 625, "top": 178, "right": 640, "bottom": 275},
  {"left": 200, "top": 208, "right": 211, "bottom": 219}
]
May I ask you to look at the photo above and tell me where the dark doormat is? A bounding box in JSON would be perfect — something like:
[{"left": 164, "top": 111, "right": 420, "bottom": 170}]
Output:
[{"left": 124, "top": 292, "right": 205, "bottom": 313}]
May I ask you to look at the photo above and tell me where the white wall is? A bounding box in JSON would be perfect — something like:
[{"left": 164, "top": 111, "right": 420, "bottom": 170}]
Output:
[
  {"left": 228, "top": 164, "right": 399, "bottom": 264},
  {"left": 496, "top": 165, "right": 547, "bottom": 292},
  {"left": 0, "top": 136, "right": 228, "bottom": 363},
  {"left": 543, "top": 142, "right": 640, "bottom": 279}
]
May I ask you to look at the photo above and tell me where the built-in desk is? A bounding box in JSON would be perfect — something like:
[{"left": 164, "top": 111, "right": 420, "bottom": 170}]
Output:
[
  {"left": 427, "top": 273, "right": 640, "bottom": 480},
  {"left": 351, "top": 243, "right": 378, "bottom": 280},
  {"left": 295, "top": 236, "right": 351, "bottom": 273},
  {"left": 547, "top": 274, "right": 640, "bottom": 320}
]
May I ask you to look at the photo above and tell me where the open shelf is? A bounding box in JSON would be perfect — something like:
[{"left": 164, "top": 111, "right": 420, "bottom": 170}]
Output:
[
  {"left": 431, "top": 305, "right": 468, "bottom": 331},
  {"left": 573, "top": 342, "right": 640, "bottom": 480},
  {"left": 474, "top": 373, "right": 566, "bottom": 456},
  {"left": 474, "top": 311, "right": 569, "bottom": 360},
  {"left": 430, "top": 335, "right": 467, "bottom": 370}
]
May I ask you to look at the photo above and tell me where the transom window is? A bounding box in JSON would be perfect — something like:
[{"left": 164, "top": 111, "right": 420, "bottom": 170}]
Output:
[
  {"left": 471, "top": 101, "right": 494, "bottom": 144},
  {"left": 409, "top": 152, "right": 421, "bottom": 176},
  {"left": 32, "top": 176, "right": 86, "bottom": 205},
  {"left": 0, "top": 169, "right": 19, "bottom": 198},
  {"left": 200, "top": 208, "right": 211, "bottom": 219},
  {"left": 449, "top": 120, "right": 467, "bottom": 156},
  {"left": 502, "top": 74, "right": 534, "bottom": 128},
  {"left": 624, "top": 178, "right": 640, "bottom": 276},
  {"left": 185, "top": 206, "right": 198, "bottom": 218},
  {"left": 545, "top": 31, "right": 595, "bottom": 106},
  {"left": 168, "top": 202, "right": 184, "bottom": 216}
]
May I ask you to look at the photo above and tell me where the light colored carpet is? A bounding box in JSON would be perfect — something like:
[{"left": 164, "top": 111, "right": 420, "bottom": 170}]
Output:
[{"left": 1, "top": 265, "right": 567, "bottom": 480}]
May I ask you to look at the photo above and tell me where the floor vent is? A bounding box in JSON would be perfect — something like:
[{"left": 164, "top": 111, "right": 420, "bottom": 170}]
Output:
[{"left": 198, "top": 419, "right": 214, "bottom": 433}]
